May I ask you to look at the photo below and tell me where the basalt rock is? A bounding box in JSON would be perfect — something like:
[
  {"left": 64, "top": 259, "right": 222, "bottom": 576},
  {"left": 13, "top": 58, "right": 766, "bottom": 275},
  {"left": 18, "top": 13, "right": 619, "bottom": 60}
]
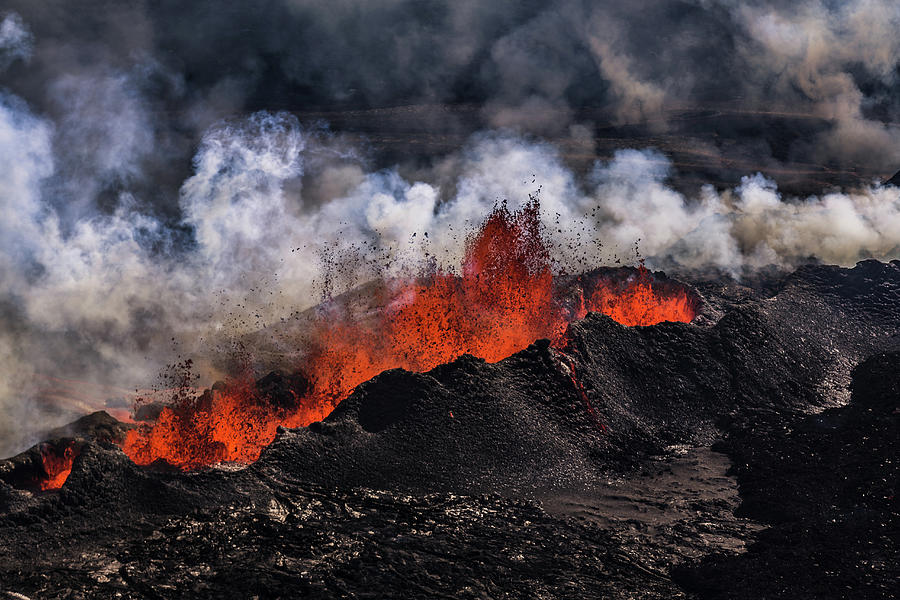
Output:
[
  {"left": 0, "top": 261, "right": 898, "bottom": 598},
  {"left": 675, "top": 351, "right": 899, "bottom": 599}
]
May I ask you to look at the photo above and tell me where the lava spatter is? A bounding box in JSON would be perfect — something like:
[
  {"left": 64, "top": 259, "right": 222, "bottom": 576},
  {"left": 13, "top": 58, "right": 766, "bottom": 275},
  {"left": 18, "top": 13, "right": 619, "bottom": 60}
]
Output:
[{"left": 122, "top": 200, "right": 697, "bottom": 469}]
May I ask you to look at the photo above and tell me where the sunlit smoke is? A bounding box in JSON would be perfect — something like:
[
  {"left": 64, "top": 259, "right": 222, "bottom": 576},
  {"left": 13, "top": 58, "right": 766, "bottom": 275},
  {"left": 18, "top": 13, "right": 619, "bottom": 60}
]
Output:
[{"left": 2, "top": 100, "right": 900, "bottom": 457}]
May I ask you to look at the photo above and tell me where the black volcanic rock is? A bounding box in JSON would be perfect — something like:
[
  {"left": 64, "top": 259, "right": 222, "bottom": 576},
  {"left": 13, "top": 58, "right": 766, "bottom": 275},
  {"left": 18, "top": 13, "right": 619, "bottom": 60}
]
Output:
[
  {"left": 255, "top": 260, "right": 900, "bottom": 493},
  {"left": 0, "top": 261, "right": 899, "bottom": 598},
  {"left": 676, "top": 351, "right": 899, "bottom": 599},
  {"left": 255, "top": 370, "right": 311, "bottom": 410},
  {"left": 0, "top": 411, "right": 131, "bottom": 493},
  {"left": 43, "top": 410, "right": 132, "bottom": 443}
]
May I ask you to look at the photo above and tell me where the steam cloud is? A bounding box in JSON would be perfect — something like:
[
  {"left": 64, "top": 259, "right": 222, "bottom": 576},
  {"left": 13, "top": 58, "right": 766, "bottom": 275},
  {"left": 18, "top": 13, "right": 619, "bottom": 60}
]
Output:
[{"left": 1, "top": 1, "right": 899, "bottom": 456}]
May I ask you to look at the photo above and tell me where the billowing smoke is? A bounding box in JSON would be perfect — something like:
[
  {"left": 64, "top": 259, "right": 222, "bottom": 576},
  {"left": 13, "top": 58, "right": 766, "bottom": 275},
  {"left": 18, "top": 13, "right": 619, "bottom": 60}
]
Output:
[
  {"left": 1, "top": 2, "right": 900, "bottom": 456},
  {"left": 2, "top": 0, "right": 900, "bottom": 195},
  {"left": 0, "top": 12, "right": 31, "bottom": 69}
]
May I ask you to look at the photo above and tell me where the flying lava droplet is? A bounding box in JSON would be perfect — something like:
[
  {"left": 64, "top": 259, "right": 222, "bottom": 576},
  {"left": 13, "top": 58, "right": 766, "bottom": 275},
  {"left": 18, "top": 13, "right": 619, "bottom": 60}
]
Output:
[{"left": 122, "top": 200, "right": 698, "bottom": 469}]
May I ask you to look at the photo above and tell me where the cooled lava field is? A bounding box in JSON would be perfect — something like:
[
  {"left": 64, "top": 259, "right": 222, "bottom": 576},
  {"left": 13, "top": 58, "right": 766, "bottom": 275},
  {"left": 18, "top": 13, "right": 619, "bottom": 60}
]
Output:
[{"left": 1, "top": 257, "right": 898, "bottom": 599}]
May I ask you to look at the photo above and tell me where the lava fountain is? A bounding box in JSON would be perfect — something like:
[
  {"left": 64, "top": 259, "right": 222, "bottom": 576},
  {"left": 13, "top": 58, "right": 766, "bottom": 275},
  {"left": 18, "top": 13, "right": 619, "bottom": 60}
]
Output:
[{"left": 122, "top": 200, "right": 699, "bottom": 469}]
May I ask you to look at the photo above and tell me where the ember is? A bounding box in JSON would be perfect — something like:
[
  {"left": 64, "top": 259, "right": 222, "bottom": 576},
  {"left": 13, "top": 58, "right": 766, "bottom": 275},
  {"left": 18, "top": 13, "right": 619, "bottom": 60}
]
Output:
[
  {"left": 38, "top": 441, "right": 79, "bottom": 491},
  {"left": 122, "top": 201, "right": 698, "bottom": 469}
]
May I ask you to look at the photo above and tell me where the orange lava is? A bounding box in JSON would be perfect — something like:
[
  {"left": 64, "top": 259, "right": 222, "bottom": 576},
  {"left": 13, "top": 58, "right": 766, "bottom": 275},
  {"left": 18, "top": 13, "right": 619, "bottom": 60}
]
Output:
[
  {"left": 38, "top": 442, "right": 79, "bottom": 491},
  {"left": 122, "top": 200, "right": 698, "bottom": 469},
  {"left": 579, "top": 263, "right": 698, "bottom": 327}
]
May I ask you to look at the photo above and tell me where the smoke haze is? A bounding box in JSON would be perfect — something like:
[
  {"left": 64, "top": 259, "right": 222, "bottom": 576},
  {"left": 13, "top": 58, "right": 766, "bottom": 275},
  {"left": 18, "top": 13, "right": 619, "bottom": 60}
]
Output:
[{"left": 1, "top": 0, "right": 899, "bottom": 456}]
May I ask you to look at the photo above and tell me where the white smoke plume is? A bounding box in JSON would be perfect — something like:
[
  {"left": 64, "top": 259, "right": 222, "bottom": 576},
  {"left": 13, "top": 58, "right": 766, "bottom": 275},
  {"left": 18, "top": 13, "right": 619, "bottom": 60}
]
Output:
[
  {"left": 3, "top": 0, "right": 900, "bottom": 456},
  {"left": 3, "top": 95, "right": 900, "bottom": 456},
  {"left": 734, "top": 0, "right": 900, "bottom": 172}
]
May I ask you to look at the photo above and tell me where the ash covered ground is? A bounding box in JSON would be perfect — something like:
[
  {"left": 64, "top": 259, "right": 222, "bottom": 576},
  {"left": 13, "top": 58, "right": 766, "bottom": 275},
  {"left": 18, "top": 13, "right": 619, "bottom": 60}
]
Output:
[{"left": 1, "top": 260, "right": 897, "bottom": 599}]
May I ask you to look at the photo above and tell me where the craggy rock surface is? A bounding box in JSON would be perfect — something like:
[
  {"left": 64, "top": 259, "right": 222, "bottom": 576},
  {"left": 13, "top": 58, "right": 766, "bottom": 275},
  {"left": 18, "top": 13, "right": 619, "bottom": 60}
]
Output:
[
  {"left": 0, "top": 261, "right": 898, "bottom": 598},
  {"left": 0, "top": 412, "right": 129, "bottom": 493},
  {"left": 676, "top": 351, "right": 899, "bottom": 599}
]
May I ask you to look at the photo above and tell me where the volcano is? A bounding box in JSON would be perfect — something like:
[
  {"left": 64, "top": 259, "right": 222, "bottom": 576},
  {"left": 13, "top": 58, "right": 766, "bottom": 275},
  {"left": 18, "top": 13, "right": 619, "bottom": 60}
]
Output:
[
  {"left": 5, "top": 1, "right": 900, "bottom": 596},
  {"left": 1, "top": 201, "right": 898, "bottom": 598},
  {"left": 119, "top": 200, "right": 699, "bottom": 471}
]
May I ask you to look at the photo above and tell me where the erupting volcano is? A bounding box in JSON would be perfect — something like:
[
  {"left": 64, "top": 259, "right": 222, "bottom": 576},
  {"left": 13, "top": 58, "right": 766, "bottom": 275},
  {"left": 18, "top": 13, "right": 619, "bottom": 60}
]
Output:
[
  {"left": 122, "top": 200, "right": 698, "bottom": 470},
  {"left": 4, "top": 3, "right": 900, "bottom": 596}
]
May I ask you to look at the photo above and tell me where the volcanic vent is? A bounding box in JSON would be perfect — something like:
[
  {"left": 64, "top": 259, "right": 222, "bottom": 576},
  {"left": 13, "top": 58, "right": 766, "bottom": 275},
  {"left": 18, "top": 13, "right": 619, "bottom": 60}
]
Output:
[{"left": 121, "top": 200, "right": 700, "bottom": 470}]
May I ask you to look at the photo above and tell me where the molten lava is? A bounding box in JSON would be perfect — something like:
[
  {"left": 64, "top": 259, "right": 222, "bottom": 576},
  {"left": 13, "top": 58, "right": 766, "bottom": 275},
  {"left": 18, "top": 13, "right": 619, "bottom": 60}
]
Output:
[
  {"left": 557, "top": 354, "right": 607, "bottom": 432},
  {"left": 122, "top": 200, "right": 698, "bottom": 469},
  {"left": 578, "top": 263, "right": 698, "bottom": 327},
  {"left": 38, "top": 441, "right": 79, "bottom": 491}
]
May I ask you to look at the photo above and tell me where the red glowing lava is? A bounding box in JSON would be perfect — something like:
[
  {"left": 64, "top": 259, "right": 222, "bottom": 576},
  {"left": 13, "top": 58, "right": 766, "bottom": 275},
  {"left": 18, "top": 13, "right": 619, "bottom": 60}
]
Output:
[
  {"left": 578, "top": 262, "right": 698, "bottom": 327},
  {"left": 38, "top": 441, "right": 79, "bottom": 491},
  {"left": 122, "top": 200, "right": 698, "bottom": 469}
]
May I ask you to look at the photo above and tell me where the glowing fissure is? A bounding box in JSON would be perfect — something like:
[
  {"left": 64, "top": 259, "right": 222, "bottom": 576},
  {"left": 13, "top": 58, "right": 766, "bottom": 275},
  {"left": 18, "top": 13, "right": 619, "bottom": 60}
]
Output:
[
  {"left": 122, "top": 201, "right": 697, "bottom": 469},
  {"left": 557, "top": 353, "right": 607, "bottom": 432},
  {"left": 38, "top": 441, "right": 79, "bottom": 491}
]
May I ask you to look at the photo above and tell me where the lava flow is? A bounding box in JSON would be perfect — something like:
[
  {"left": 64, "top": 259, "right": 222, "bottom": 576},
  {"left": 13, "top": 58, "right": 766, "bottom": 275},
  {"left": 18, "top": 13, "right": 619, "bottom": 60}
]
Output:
[
  {"left": 38, "top": 442, "right": 79, "bottom": 491},
  {"left": 122, "top": 200, "right": 698, "bottom": 469}
]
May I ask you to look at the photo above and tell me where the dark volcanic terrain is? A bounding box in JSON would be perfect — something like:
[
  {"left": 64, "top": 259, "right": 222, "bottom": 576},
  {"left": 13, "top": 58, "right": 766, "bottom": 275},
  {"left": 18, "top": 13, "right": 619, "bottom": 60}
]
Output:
[{"left": 1, "top": 260, "right": 898, "bottom": 599}]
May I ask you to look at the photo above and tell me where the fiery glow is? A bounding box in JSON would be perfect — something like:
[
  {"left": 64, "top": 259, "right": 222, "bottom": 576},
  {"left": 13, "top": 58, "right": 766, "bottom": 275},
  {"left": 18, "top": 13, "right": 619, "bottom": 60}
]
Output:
[
  {"left": 38, "top": 441, "right": 79, "bottom": 491},
  {"left": 123, "top": 200, "right": 698, "bottom": 469},
  {"left": 557, "top": 354, "right": 606, "bottom": 432},
  {"left": 122, "top": 376, "right": 332, "bottom": 469},
  {"left": 579, "top": 264, "right": 698, "bottom": 327}
]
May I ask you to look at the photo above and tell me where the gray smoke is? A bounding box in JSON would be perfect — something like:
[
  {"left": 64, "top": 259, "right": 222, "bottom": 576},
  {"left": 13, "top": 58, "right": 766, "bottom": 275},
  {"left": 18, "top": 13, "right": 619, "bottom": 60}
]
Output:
[
  {"left": 1, "top": 2, "right": 900, "bottom": 456},
  {"left": 0, "top": 12, "right": 31, "bottom": 69}
]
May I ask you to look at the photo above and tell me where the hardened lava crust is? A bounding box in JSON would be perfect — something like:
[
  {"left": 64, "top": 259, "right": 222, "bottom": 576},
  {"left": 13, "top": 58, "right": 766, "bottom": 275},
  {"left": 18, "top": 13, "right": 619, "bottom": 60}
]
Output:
[{"left": 1, "top": 260, "right": 898, "bottom": 599}]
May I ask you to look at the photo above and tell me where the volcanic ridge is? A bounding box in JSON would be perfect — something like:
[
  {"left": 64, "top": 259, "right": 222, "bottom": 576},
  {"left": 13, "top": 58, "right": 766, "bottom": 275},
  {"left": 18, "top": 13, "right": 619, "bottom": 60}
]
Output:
[{"left": 1, "top": 205, "right": 898, "bottom": 599}]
